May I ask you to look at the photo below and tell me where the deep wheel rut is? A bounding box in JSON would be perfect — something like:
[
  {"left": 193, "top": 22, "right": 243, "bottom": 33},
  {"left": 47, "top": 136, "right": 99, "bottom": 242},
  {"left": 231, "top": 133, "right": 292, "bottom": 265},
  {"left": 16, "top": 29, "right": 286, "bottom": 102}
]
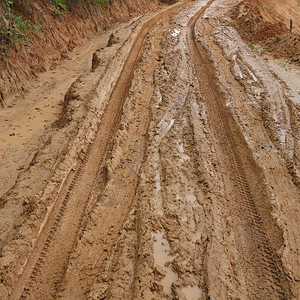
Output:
[
  {"left": 9, "top": 2, "right": 185, "bottom": 299},
  {"left": 187, "top": 1, "right": 292, "bottom": 298},
  {"left": 3, "top": 0, "right": 299, "bottom": 299}
]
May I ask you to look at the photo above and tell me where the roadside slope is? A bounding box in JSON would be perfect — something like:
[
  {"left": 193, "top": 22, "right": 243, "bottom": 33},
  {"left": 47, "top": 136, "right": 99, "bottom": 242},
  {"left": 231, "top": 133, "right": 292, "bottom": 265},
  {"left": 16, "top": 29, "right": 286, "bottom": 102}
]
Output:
[{"left": 0, "top": 0, "right": 159, "bottom": 102}]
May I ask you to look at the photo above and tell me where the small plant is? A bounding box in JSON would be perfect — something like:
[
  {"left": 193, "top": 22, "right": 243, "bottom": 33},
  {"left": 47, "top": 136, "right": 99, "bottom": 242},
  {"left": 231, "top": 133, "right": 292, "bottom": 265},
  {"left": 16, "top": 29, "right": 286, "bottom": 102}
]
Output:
[
  {"left": 275, "top": 60, "right": 291, "bottom": 71},
  {"left": 0, "top": 0, "right": 28, "bottom": 43},
  {"left": 277, "top": 34, "right": 284, "bottom": 40},
  {"left": 15, "top": 15, "right": 29, "bottom": 30},
  {"left": 0, "top": 49, "right": 8, "bottom": 62},
  {"left": 54, "top": 0, "right": 67, "bottom": 11},
  {"left": 0, "top": 0, "right": 46, "bottom": 59},
  {"left": 263, "top": 3, "right": 268, "bottom": 9},
  {"left": 249, "top": 43, "right": 262, "bottom": 50},
  {"left": 92, "top": 0, "right": 110, "bottom": 8},
  {"left": 31, "top": 23, "right": 42, "bottom": 32}
]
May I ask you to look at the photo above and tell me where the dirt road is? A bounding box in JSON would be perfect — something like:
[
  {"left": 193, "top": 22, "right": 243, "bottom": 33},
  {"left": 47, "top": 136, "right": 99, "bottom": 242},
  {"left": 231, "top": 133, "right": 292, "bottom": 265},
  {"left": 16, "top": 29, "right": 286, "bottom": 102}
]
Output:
[{"left": 1, "top": 0, "right": 300, "bottom": 299}]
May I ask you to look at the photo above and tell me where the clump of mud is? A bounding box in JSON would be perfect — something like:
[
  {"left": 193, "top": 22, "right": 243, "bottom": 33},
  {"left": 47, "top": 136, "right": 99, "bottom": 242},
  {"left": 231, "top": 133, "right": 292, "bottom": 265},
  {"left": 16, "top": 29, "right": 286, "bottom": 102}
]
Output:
[
  {"left": 263, "top": 33, "right": 300, "bottom": 65},
  {"left": 231, "top": 2, "right": 287, "bottom": 42}
]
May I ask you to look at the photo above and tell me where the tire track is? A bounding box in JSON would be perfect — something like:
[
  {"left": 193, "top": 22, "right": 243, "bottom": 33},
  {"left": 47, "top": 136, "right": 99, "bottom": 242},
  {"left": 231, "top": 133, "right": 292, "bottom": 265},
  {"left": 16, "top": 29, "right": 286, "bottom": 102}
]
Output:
[
  {"left": 9, "top": 3, "right": 185, "bottom": 299},
  {"left": 20, "top": 143, "right": 94, "bottom": 300},
  {"left": 187, "top": 1, "right": 292, "bottom": 298},
  {"left": 57, "top": 13, "right": 177, "bottom": 299}
]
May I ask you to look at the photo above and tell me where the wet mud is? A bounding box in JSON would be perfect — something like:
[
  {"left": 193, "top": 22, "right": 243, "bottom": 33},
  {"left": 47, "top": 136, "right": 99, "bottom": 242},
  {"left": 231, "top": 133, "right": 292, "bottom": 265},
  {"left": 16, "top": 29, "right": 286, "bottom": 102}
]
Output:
[{"left": 0, "top": 0, "right": 300, "bottom": 299}]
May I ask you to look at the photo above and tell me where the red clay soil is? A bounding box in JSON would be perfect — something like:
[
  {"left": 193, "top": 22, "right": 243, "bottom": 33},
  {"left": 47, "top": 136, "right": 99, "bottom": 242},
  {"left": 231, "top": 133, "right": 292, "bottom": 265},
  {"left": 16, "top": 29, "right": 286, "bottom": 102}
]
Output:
[
  {"left": 0, "top": 0, "right": 160, "bottom": 103},
  {"left": 264, "top": 33, "right": 300, "bottom": 65},
  {"left": 231, "top": 1, "right": 288, "bottom": 42},
  {"left": 231, "top": 0, "right": 300, "bottom": 66}
]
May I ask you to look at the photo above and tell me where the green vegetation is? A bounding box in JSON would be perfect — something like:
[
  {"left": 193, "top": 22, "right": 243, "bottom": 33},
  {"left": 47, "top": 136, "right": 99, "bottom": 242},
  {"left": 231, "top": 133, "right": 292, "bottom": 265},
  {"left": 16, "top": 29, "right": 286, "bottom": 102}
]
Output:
[
  {"left": 0, "top": 0, "right": 46, "bottom": 60},
  {"left": 277, "top": 34, "right": 284, "bottom": 41},
  {"left": 1, "top": 0, "right": 28, "bottom": 60},
  {"left": 48, "top": 0, "right": 111, "bottom": 15},
  {"left": 249, "top": 43, "right": 263, "bottom": 50},
  {"left": 0, "top": 1, "right": 27, "bottom": 42},
  {"left": 275, "top": 60, "right": 291, "bottom": 71},
  {"left": 54, "top": 0, "right": 110, "bottom": 8},
  {"left": 0, "top": 0, "right": 111, "bottom": 61},
  {"left": 49, "top": 0, "right": 111, "bottom": 14},
  {"left": 54, "top": 0, "right": 67, "bottom": 11},
  {"left": 93, "top": 0, "right": 110, "bottom": 7}
]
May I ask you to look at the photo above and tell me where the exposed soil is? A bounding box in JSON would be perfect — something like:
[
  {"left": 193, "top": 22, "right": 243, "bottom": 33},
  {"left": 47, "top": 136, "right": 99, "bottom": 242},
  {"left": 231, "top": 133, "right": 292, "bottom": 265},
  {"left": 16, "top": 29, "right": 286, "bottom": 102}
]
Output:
[
  {"left": 263, "top": 33, "right": 300, "bottom": 66},
  {"left": 0, "top": 0, "right": 160, "bottom": 101},
  {"left": 0, "top": 0, "right": 300, "bottom": 299},
  {"left": 231, "top": 0, "right": 300, "bottom": 66}
]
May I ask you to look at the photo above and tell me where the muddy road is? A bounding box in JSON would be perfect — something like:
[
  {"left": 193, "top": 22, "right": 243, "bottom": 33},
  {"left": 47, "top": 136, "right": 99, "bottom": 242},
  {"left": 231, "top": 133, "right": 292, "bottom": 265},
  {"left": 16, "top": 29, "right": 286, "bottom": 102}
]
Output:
[{"left": 0, "top": 0, "right": 300, "bottom": 299}]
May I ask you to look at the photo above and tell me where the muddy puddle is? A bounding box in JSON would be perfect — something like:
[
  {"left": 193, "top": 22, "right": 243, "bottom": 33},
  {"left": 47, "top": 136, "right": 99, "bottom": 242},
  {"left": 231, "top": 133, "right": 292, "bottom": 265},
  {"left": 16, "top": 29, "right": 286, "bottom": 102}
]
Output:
[
  {"left": 182, "top": 285, "right": 202, "bottom": 300},
  {"left": 152, "top": 231, "right": 178, "bottom": 295}
]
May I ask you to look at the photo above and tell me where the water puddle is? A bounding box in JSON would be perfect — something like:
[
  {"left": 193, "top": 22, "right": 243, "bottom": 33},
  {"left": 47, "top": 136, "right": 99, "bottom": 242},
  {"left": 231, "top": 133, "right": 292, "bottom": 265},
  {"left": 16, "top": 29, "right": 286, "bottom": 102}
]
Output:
[
  {"left": 178, "top": 143, "right": 190, "bottom": 162},
  {"left": 171, "top": 28, "right": 181, "bottom": 37},
  {"left": 186, "top": 193, "right": 197, "bottom": 203},
  {"left": 162, "top": 63, "right": 169, "bottom": 77},
  {"left": 155, "top": 88, "right": 163, "bottom": 108},
  {"left": 178, "top": 143, "right": 184, "bottom": 153},
  {"left": 232, "top": 54, "right": 243, "bottom": 79},
  {"left": 273, "top": 113, "right": 288, "bottom": 145},
  {"left": 182, "top": 285, "right": 202, "bottom": 300},
  {"left": 247, "top": 67, "right": 258, "bottom": 82},
  {"left": 152, "top": 231, "right": 178, "bottom": 295},
  {"left": 158, "top": 118, "right": 175, "bottom": 140},
  {"left": 151, "top": 87, "right": 189, "bottom": 215},
  {"left": 154, "top": 85, "right": 189, "bottom": 145},
  {"left": 129, "top": 264, "right": 134, "bottom": 286},
  {"left": 278, "top": 128, "right": 287, "bottom": 145}
]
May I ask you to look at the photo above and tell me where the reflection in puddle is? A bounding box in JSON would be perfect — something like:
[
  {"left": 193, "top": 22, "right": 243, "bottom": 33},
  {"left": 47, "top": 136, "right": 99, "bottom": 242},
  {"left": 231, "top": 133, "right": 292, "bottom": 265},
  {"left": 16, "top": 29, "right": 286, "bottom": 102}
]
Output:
[
  {"left": 248, "top": 68, "right": 258, "bottom": 82},
  {"left": 273, "top": 113, "right": 288, "bottom": 145},
  {"left": 155, "top": 88, "right": 163, "bottom": 108},
  {"left": 178, "top": 142, "right": 190, "bottom": 162},
  {"left": 232, "top": 54, "right": 243, "bottom": 79},
  {"left": 171, "top": 28, "right": 181, "bottom": 37},
  {"left": 278, "top": 127, "right": 287, "bottom": 145},
  {"left": 151, "top": 116, "right": 176, "bottom": 215},
  {"left": 182, "top": 285, "right": 202, "bottom": 300},
  {"left": 129, "top": 264, "right": 134, "bottom": 287},
  {"left": 157, "top": 118, "right": 175, "bottom": 141},
  {"left": 186, "top": 193, "right": 196, "bottom": 203},
  {"left": 152, "top": 231, "right": 178, "bottom": 295}
]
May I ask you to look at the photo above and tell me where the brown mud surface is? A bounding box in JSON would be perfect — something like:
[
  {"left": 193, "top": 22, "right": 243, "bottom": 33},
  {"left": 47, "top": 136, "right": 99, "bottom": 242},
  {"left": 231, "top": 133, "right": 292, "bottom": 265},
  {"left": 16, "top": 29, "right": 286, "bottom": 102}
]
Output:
[{"left": 0, "top": 0, "right": 300, "bottom": 299}]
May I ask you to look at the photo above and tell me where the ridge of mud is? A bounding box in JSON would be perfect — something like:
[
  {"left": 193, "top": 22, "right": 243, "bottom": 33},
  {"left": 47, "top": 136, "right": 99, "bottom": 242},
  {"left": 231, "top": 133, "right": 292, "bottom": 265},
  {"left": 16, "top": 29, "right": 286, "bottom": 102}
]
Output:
[
  {"left": 0, "top": 14, "right": 151, "bottom": 298},
  {"left": 187, "top": 0, "right": 293, "bottom": 298},
  {"left": 3, "top": 2, "right": 186, "bottom": 299},
  {"left": 199, "top": 0, "right": 300, "bottom": 297},
  {"left": 1, "top": 0, "right": 299, "bottom": 299},
  {"left": 55, "top": 2, "right": 217, "bottom": 298}
]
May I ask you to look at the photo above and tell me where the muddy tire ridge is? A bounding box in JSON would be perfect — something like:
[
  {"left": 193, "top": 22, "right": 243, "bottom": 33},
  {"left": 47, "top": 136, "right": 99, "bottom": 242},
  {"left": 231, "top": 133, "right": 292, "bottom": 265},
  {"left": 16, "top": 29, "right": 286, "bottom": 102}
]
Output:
[
  {"left": 8, "top": 3, "right": 186, "bottom": 299},
  {"left": 2, "top": 0, "right": 300, "bottom": 299},
  {"left": 187, "top": 0, "right": 292, "bottom": 298}
]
